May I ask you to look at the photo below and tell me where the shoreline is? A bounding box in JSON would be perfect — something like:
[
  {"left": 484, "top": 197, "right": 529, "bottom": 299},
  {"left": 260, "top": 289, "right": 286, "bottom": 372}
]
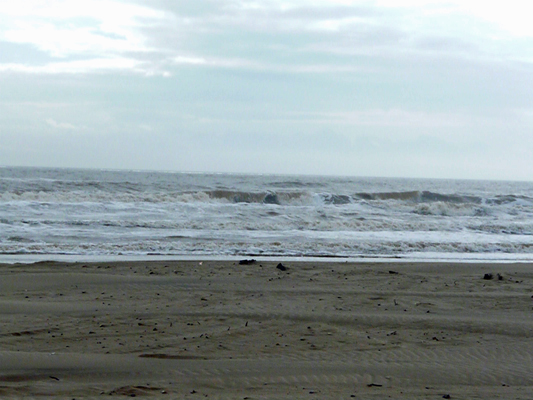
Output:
[
  {"left": 2, "top": 260, "right": 533, "bottom": 398},
  {"left": 4, "top": 258, "right": 533, "bottom": 269},
  {"left": 3, "top": 252, "right": 533, "bottom": 265}
]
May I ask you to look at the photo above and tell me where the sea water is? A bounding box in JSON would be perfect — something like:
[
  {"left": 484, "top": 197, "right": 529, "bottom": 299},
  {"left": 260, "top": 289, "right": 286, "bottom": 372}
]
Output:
[{"left": 1, "top": 166, "right": 533, "bottom": 262}]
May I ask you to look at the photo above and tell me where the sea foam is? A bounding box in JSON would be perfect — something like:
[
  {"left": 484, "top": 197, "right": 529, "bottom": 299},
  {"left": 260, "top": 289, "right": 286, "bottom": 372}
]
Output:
[{"left": 1, "top": 167, "right": 533, "bottom": 261}]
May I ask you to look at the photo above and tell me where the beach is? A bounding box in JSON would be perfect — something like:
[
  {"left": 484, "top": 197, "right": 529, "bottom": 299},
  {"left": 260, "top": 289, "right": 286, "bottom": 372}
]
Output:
[{"left": 1, "top": 260, "right": 533, "bottom": 399}]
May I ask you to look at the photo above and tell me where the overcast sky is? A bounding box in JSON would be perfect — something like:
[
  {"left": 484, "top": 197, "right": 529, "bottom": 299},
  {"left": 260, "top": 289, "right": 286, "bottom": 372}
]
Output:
[{"left": 1, "top": 0, "right": 532, "bottom": 180}]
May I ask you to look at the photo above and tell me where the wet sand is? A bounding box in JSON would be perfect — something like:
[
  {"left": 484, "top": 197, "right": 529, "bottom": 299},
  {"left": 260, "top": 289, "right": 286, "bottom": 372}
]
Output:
[{"left": 1, "top": 260, "right": 533, "bottom": 399}]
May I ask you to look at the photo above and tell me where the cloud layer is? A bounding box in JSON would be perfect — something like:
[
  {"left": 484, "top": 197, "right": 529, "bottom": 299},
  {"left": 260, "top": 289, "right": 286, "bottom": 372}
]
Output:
[
  {"left": 3, "top": 0, "right": 533, "bottom": 75},
  {"left": 1, "top": 0, "right": 533, "bottom": 180}
]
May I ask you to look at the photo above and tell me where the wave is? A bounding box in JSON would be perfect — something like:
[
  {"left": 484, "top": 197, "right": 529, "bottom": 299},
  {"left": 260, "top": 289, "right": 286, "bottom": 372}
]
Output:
[
  {"left": 2, "top": 187, "right": 531, "bottom": 207},
  {"left": 208, "top": 190, "right": 282, "bottom": 204},
  {"left": 469, "top": 223, "right": 533, "bottom": 235},
  {"left": 412, "top": 203, "right": 490, "bottom": 217},
  {"left": 354, "top": 190, "right": 483, "bottom": 204},
  {"left": 7, "top": 216, "right": 531, "bottom": 235},
  {"left": 204, "top": 189, "right": 531, "bottom": 208},
  {"left": 0, "top": 189, "right": 312, "bottom": 206},
  {"left": 2, "top": 238, "right": 533, "bottom": 258},
  {"left": 486, "top": 195, "right": 533, "bottom": 205}
]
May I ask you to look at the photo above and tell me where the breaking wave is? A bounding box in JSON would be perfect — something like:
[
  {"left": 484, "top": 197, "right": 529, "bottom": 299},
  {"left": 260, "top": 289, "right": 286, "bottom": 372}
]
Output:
[
  {"left": 2, "top": 188, "right": 532, "bottom": 208},
  {"left": 2, "top": 237, "right": 533, "bottom": 258},
  {"left": 2, "top": 167, "right": 533, "bottom": 261}
]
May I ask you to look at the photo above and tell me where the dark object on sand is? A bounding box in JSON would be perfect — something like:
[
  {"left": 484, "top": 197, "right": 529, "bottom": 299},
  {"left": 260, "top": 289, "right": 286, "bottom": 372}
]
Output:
[
  {"left": 483, "top": 273, "right": 493, "bottom": 280},
  {"left": 442, "top": 395, "right": 451, "bottom": 399},
  {"left": 389, "top": 270, "right": 399, "bottom": 275},
  {"left": 239, "top": 259, "right": 256, "bottom": 265},
  {"left": 497, "top": 273, "right": 503, "bottom": 280},
  {"left": 276, "top": 263, "right": 287, "bottom": 271}
]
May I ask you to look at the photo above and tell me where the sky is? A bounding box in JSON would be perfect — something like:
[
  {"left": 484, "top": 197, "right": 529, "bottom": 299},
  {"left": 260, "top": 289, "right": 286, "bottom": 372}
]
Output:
[{"left": 1, "top": 0, "right": 533, "bottom": 181}]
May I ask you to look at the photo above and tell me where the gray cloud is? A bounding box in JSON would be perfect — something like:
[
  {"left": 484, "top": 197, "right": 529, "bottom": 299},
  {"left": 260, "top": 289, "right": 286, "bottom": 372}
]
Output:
[{"left": 1, "top": 1, "right": 533, "bottom": 180}]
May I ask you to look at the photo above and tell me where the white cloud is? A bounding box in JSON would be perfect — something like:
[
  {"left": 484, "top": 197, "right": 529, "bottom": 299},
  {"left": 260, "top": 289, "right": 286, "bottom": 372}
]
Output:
[
  {"left": 0, "top": 0, "right": 167, "bottom": 72},
  {"left": 172, "top": 56, "right": 209, "bottom": 65},
  {"left": 337, "top": 0, "right": 533, "bottom": 38},
  {"left": 373, "top": 0, "right": 533, "bottom": 37},
  {"left": 0, "top": 0, "right": 162, "bottom": 20},
  {"left": 297, "top": 109, "right": 482, "bottom": 129},
  {"left": 0, "top": 57, "right": 146, "bottom": 74},
  {"left": 170, "top": 54, "right": 362, "bottom": 74},
  {"left": 139, "top": 124, "right": 153, "bottom": 132},
  {"left": 2, "top": 0, "right": 533, "bottom": 77},
  {"left": 45, "top": 118, "right": 81, "bottom": 130},
  {"left": 3, "top": 21, "right": 146, "bottom": 58},
  {"left": 208, "top": 0, "right": 533, "bottom": 61}
]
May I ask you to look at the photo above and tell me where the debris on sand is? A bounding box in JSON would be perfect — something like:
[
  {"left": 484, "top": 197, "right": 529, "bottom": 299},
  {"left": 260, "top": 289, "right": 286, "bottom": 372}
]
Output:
[
  {"left": 276, "top": 263, "right": 287, "bottom": 271},
  {"left": 239, "top": 259, "right": 257, "bottom": 265},
  {"left": 108, "top": 385, "right": 164, "bottom": 396}
]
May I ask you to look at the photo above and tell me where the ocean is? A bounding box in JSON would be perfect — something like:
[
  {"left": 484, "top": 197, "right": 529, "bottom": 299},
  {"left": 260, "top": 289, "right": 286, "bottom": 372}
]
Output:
[{"left": 1, "top": 166, "right": 533, "bottom": 263}]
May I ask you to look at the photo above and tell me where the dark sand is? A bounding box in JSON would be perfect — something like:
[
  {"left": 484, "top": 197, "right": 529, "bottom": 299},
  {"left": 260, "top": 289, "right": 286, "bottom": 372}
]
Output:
[{"left": 1, "top": 260, "right": 533, "bottom": 399}]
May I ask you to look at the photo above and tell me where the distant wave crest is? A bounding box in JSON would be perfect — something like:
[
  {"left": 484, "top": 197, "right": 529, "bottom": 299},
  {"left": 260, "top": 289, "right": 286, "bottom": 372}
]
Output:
[{"left": 3, "top": 189, "right": 531, "bottom": 208}]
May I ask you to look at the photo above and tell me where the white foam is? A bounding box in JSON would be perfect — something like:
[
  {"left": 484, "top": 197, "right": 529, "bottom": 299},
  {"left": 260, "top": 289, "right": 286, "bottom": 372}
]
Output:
[{"left": 2, "top": 167, "right": 533, "bottom": 261}]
